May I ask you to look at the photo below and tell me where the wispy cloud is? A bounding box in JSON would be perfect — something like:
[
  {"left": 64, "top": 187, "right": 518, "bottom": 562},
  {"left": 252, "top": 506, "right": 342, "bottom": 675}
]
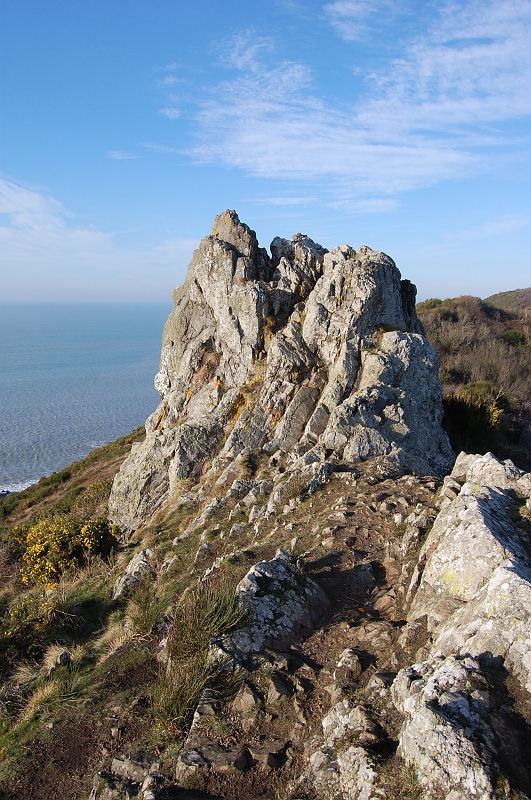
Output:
[
  {"left": 452, "top": 214, "right": 531, "bottom": 241},
  {"left": 253, "top": 195, "right": 318, "bottom": 206},
  {"left": 159, "top": 107, "right": 181, "bottom": 119},
  {"left": 182, "top": 1, "right": 531, "bottom": 202},
  {"left": 0, "top": 176, "right": 197, "bottom": 300},
  {"left": 107, "top": 150, "right": 139, "bottom": 160},
  {"left": 323, "top": 0, "right": 401, "bottom": 40},
  {"left": 140, "top": 141, "right": 181, "bottom": 153},
  {"left": 159, "top": 75, "right": 183, "bottom": 85}
]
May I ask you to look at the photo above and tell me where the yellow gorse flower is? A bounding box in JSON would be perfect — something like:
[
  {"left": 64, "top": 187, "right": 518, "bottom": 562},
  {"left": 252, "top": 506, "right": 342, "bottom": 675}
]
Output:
[{"left": 20, "top": 515, "right": 118, "bottom": 588}]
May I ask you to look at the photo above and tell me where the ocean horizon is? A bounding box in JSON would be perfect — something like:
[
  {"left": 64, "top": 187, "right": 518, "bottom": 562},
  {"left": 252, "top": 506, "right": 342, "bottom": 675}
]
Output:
[{"left": 0, "top": 301, "right": 171, "bottom": 493}]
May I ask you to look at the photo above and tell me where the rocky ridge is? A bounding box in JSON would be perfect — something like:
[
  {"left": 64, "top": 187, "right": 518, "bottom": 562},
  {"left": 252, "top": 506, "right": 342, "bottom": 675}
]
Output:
[
  {"left": 16, "top": 212, "right": 530, "bottom": 800},
  {"left": 109, "top": 211, "right": 453, "bottom": 535},
  {"left": 95, "top": 450, "right": 531, "bottom": 800}
]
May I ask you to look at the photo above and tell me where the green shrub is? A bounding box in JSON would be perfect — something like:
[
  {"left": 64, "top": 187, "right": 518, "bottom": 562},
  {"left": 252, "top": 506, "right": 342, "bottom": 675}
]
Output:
[
  {"left": 0, "top": 593, "right": 54, "bottom": 671},
  {"left": 416, "top": 298, "right": 442, "bottom": 311},
  {"left": 504, "top": 329, "right": 529, "bottom": 347},
  {"left": 15, "top": 516, "right": 118, "bottom": 589},
  {"left": 443, "top": 382, "right": 508, "bottom": 453}
]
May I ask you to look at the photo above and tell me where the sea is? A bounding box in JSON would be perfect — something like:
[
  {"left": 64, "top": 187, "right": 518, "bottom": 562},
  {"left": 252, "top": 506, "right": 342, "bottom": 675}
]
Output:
[{"left": 0, "top": 302, "right": 171, "bottom": 493}]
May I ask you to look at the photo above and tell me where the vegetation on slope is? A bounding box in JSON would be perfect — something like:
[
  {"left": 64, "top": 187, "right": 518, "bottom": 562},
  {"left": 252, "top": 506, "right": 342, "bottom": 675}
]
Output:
[
  {"left": 484, "top": 287, "right": 531, "bottom": 317},
  {"left": 0, "top": 291, "right": 530, "bottom": 798},
  {"left": 0, "top": 427, "right": 254, "bottom": 798},
  {"left": 417, "top": 295, "right": 531, "bottom": 467}
]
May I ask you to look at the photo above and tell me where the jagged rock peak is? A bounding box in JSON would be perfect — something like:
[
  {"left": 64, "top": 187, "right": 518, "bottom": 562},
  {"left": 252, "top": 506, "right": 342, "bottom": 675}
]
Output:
[{"left": 109, "top": 211, "right": 453, "bottom": 534}]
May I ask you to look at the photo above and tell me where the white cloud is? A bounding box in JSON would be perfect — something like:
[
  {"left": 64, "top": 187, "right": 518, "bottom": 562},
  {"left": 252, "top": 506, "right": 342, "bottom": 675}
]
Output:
[
  {"left": 107, "top": 150, "right": 139, "bottom": 160},
  {"left": 160, "top": 75, "right": 183, "bottom": 85},
  {"left": 254, "top": 195, "right": 318, "bottom": 206},
  {"left": 184, "top": 1, "right": 531, "bottom": 203},
  {"left": 140, "top": 141, "right": 181, "bottom": 153},
  {"left": 359, "top": 0, "right": 531, "bottom": 132},
  {"left": 218, "top": 30, "right": 274, "bottom": 71},
  {"left": 452, "top": 214, "right": 531, "bottom": 241},
  {"left": 323, "top": 0, "right": 399, "bottom": 40},
  {"left": 160, "top": 107, "right": 181, "bottom": 119},
  {"left": 0, "top": 177, "right": 197, "bottom": 300}
]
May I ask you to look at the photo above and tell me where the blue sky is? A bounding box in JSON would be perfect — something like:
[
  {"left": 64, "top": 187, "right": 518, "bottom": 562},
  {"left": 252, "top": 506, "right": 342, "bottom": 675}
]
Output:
[{"left": 1, "top": 0, "right": 530, "bottom": 301}]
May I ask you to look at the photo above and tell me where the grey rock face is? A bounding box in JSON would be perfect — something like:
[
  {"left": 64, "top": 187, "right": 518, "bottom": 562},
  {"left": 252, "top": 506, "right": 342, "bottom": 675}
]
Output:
[
  {"left": 392, "top": 655, "right": 508, "bottom": 800},
  {"left": 211, "top": 548, "right": 329, "bottom": 666},
  {"left": 295, "top": 699, "right": 384, "bottom": 800},
  {"left": 109, "top": 211, "right": 452, "bottom": 534},
  {"left": 407, "top": 451, "right": 531, "bottom": 696},
  {"left": 112, "top": 548, "right": 154, "bottom": 600}
]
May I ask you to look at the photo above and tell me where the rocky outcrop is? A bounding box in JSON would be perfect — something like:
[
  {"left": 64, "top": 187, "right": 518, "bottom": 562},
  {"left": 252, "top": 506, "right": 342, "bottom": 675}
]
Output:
[
  {"left": 388, "top": 451, "right": 531, "bottom": 799},
  {"left": 393, "top": 656, "right": 512, "bottom": 800},
  {"left": 175, "top": 549, "right": 329, "bottom": 780},
  {"left": 110, "top": 211, "right": 452, "bottom": 534},
  {"left": 295, "top": 701, "right": 384, "bottom": 800},
  {"left": 407, "top": 452, "right": 531, "bottom": 694},
  {"left": 211, "top": 548, "right": 329, "bottom": 667},
  {"left": 86, "top": 449, "right": 531, "bottom": 799}
]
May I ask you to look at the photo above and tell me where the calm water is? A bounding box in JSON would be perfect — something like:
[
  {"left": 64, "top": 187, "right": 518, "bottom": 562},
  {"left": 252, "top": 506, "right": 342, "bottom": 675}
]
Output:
[{"left": 0, "top": 302, "right": 171, "bottom": 492}]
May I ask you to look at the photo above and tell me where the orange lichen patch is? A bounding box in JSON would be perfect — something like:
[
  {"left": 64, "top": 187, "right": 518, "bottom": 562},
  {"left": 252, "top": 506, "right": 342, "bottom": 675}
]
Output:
[
  {"left": 190, "top": 347, "right": 222, "bottom": 394},
  {"left": 270, "top": 408, "right": 283, "bottom": 426},
  {"left": 155, "top": 407, "right": 167, "bottom": 431},
  {"left": 231, "top": 393, "right": 246, "bottom": 422}
]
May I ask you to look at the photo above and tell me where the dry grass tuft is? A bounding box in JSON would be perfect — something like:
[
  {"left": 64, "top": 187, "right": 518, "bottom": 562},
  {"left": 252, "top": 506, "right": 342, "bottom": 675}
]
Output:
[
  {"left": 42, "top": 643, "right": 70, "bottom": 673},
  {"left": 12, "top": 661, "right": 39, "bottom": 687},
  {"left": 21, "top": 679, "right": 60, "bottom": 721}
]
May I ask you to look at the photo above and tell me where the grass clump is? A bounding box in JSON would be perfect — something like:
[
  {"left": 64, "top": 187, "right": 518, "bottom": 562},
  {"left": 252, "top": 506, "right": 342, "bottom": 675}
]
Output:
[
  {"left": 126, "top": 578, "right": 173, "bottom": 637},
  {"left": 152, "top": 580, "right": 243, "bottom": 731}
]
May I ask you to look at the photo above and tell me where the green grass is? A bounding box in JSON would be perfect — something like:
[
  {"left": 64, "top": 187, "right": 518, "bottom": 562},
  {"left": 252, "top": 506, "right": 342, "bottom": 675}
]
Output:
[{"left": 152, "top": 580, "right": 244, "bottom": 732}]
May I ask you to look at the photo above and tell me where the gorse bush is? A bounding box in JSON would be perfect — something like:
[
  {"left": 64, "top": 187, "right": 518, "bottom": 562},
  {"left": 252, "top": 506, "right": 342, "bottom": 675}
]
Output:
[
  {"left": 0, "top": 594, "right": 54, "bottom": 667},
  {"left": 15, "top": 516, "right": 118, "bottom": 589}
]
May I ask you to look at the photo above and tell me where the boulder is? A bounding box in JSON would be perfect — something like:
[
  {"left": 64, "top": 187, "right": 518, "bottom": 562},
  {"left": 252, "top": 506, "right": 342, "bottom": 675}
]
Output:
[
  {"left": 211, "top": 548, "right": 329, "bottom": 665},
  {"left": 294, "top": 699, "right": 384, "bottom": 800},
  {"left": 405, "top": 452, "right": 531, "bottom": 697}
]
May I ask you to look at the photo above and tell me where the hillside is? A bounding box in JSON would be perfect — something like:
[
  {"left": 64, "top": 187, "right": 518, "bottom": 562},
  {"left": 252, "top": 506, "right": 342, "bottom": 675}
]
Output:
[
  {"left": 416, "top": 295, "right": 531, "bottom": 468},
  {"left": 484, "top": 287, "right": 531, "bottom": 316},
  {"left": 1, "top": 214, "right": 531, "bottom": 800}
]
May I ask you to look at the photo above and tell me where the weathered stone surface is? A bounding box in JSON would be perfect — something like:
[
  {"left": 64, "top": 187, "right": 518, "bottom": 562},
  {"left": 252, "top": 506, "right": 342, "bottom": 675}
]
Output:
[
  {"left": 109, "top": 211, "right": 451, "bottom": 534},
  {"left": 433, "top": 563, "right": 531, "bottom": 695},
  {"left": 112, "top": 548, "right": 154, "bottom": 599},
  {"left": 211, "top": 548, "right": 329, "bottom": 665},
  {"left": 407, "top": 482, "right": 528, "bottom": 631},
  {"left": 392, "top": 655, "right": 511, "bottom": 800},
  {"left": 295, "top": 699, "right": 384, "bottom": 800},
  {"left": 405, "top": 452, "right": 531, "bottom": 698}
]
